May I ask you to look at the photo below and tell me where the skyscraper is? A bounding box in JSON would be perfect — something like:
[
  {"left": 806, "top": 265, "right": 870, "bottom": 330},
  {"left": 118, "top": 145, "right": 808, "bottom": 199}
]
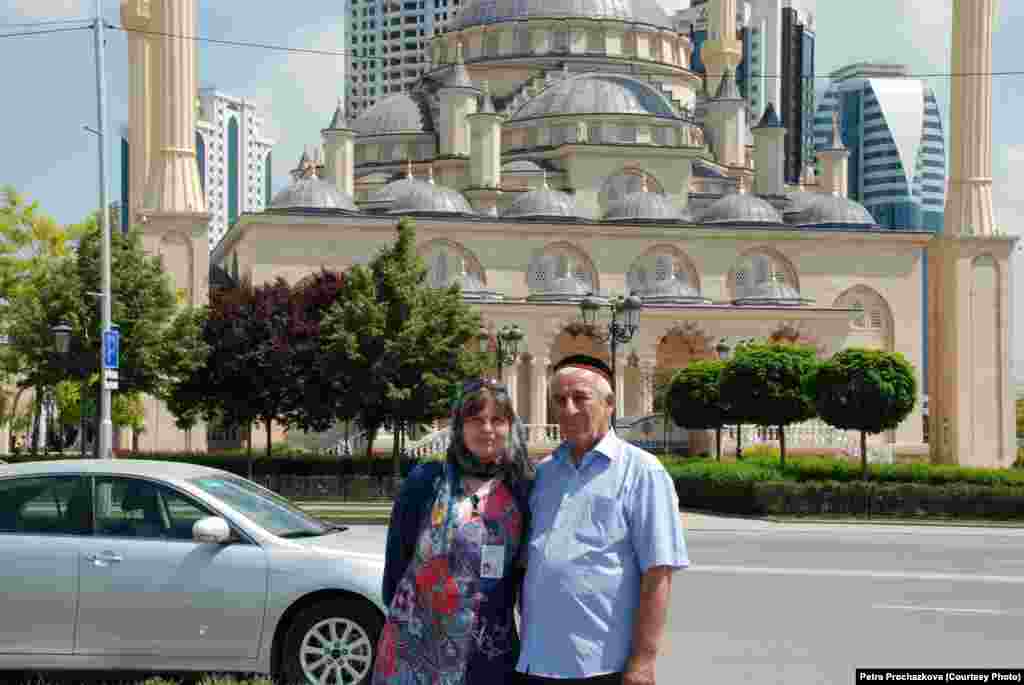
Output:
[
  {"left": 347, "top": 0, "right": 460, "bottom": 118},
  {"left": 814, "top": 62, "right": 946, "bottom": 231}
]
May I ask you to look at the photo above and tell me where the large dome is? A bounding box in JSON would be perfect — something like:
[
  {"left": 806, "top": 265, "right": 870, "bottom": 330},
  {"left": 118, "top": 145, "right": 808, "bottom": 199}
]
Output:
[
  {"left": 510, "top": 74, "right": 677, "bottom": 121},
  {"left": 605, "top": 188, "right": 692, "bottom": 222},
  {"left": 451, "top": 0, "right": 674, "bottom": 31},
  {"left": 352, "top": 92, "right": 432, "bottom": 136},
  {"left": 269, "top": 177, "right": 357, "bottom": 211},
  {"left": 382, "top": 173, "right": 474, "bottom": 215}
]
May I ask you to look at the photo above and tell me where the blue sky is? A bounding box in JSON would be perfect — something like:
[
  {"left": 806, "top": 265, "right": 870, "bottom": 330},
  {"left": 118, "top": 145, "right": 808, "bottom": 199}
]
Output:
[{"left": 2, "top": 0, "right": 1023, "bottom": 375}]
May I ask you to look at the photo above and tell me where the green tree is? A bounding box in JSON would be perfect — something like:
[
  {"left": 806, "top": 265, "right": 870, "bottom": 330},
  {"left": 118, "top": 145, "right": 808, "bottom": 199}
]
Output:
[
  {"left": 806, "top": 348, "right": 917, "bottom": 479},
  {"left": 1016, "top": 397, "right": 1024, "bottom": 438},
  {"left": 719, "top": 343, "right": 819, "bottom": 466},
  {"left": 322, "top": 218, "right": 484, "bottom": 476},
  {"left": 668, "top": 360, "right": 730, "bottom": 461}
]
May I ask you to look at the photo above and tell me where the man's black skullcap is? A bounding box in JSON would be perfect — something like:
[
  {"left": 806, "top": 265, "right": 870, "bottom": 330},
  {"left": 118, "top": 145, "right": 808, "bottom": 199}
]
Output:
[{"left": 552, "top": 354, "right": 614, "bottom": 385}]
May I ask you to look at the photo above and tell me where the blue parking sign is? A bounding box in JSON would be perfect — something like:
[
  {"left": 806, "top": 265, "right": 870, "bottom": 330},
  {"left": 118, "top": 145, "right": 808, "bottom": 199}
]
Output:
[{"left": 103, "top": 328, "right": 120, "bottom": 370}]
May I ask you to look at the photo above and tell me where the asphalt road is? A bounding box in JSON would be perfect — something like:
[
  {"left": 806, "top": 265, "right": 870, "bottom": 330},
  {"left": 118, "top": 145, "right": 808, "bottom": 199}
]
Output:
[{"left": 339, "top": 516, "right": 1024, "bottom": 684}]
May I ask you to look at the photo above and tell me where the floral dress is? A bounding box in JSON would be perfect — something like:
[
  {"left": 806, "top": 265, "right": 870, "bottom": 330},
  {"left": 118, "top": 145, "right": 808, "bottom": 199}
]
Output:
[{"left": 374, "top": 465, "right": 526, "bottom": 685}]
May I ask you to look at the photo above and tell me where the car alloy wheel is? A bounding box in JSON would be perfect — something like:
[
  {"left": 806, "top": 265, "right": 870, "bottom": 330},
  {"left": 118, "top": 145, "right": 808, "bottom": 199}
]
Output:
[{"left": 281, "top": 598, "right": 382, "bottom": 685}]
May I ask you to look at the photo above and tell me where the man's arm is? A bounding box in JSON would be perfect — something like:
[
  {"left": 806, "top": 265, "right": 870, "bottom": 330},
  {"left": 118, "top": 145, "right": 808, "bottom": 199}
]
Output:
[{"left": 624, "top": 566, "right": 674, "bottom": 685}]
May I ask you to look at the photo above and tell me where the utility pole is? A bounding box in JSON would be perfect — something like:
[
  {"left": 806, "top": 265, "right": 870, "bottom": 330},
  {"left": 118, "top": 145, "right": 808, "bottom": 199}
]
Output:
[{"left": 94, "top": 0, "right": 114, "bottom": 459}]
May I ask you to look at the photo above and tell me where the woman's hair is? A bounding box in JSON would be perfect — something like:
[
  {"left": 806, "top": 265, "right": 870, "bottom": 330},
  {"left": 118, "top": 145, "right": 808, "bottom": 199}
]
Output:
[{"left": 446, "top": 379, "right": 534, "bottom": 483}]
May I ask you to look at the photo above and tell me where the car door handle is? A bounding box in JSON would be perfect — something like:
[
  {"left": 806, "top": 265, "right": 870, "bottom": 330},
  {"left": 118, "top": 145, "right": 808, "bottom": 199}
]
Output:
[{"left": 86, "top": 551, "right": 124, "bottom": 566}]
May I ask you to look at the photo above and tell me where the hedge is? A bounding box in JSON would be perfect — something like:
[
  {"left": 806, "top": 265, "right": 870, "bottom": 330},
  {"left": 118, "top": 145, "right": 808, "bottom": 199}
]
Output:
[{"left": 674, "top": 476, "right": 1024, "bottom": 520}]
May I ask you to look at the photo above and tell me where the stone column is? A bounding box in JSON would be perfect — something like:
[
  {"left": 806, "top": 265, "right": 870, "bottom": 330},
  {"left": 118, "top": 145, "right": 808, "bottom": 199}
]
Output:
[
  {"left": 121, "top": 0, "right": 155, "bottom": 224},
  {"left": 143, "top": 0, "right": 205, "bottom": 214},
  {"left": 530, "top": 357, "right": 550, "bottom": 426},
  {"left": 503, "top": 360, "right": 520, "bottom": 416},
  {"left": 640, "top": 360, "right": 656, "bottom": 415},
  {"left": 946, "top": 0, "right": 997, "bottom": 236}
]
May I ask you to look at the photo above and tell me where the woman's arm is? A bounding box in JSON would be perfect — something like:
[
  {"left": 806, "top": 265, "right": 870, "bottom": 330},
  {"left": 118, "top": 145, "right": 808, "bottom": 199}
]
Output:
[{"left": 382, "top": 463, "right": 440, "bottom": 607}]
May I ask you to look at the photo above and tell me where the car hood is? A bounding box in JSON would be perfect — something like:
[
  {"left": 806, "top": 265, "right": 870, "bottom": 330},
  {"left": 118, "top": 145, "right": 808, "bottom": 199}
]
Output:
[{"left": 288, "top": 532, "right": 386, "bottom": 569}]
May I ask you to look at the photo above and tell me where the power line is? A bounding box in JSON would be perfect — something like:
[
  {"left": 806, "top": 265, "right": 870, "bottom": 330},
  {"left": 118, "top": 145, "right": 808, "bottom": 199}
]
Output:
[
  {"left": 86, "top": 22, "right": 1024, "bottom": 79},
  {"left": 0, "top": 25, "right": 93, "bottom": 39},
  {"left": 0, "top": 17, "right": 93, "bottom": 29}
]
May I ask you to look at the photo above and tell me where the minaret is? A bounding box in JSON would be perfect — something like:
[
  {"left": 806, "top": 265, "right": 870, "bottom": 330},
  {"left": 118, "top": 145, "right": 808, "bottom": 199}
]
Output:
[
  {"left": 142, "top": 0, "right": 206, "bottom": 214},
  {"left": 439, "top": 43, "right": 479, "bottom": 157},
  {"left": 817, "top": 109, "right": 849, "bottom": 197},
  {"left": 752, "top": 103, "right": 786, "bottom": 198},
  {"left": 120, "top": 0, "right": 158, "bottom": 224},
  {"left": 465, "top": 82, "right": 503, "bottom": 216},
  {"left": 702, "top": 0, "right": 742, "bottom": 97},
  {"left": 927, "top": 0, "right": 1016, "bottom": 467},
  {"left": 321, "top": 98, "right": 356, "bottom": 198},
  {"left": 704, "top": 68, "right": 746, "bottom": 169},
  {"left": 133, "top": 0, "right": 210, "bottom": 453}
]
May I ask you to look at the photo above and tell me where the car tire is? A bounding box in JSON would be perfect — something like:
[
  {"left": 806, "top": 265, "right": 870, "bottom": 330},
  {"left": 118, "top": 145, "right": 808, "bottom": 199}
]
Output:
[{"left": 279, "top": 598, "right": 383, "bottom": 685}]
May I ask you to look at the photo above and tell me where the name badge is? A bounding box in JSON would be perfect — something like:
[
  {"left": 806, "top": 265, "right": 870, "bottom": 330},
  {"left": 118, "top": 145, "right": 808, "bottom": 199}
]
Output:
[{"left": 481, "top": 544, "right": 505, "bottom": 579}]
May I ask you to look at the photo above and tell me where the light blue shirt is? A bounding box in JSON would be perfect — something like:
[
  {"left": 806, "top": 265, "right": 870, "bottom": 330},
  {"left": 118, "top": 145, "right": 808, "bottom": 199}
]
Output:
[{"left": 516, "top": 430, "right": 689, "bottom": 678}]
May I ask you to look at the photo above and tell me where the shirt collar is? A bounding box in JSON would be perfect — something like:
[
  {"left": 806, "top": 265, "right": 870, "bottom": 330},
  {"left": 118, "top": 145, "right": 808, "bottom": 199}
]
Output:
[{"left": 555, "top": 428, "right": 623, "bottom": 465}]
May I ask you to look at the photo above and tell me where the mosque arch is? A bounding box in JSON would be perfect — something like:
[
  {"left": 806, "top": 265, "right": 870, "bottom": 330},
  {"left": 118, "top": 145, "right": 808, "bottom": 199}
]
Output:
[
  {"left": 726, "top": 246, "right": 801, "bottom": 300},
  {"left": 598, "top": 167, "right": 665, "bottom": 211},
  {"left": 628, "top": 244, "right": 702, "bottom": 295},
  {"left": 525, "top": 240, "right": 600, "bottom": 296},
  {"left": 833, "top": 285, "right": 894, "bottom": 349},
  {"left": 417, "top": 238, "right": 489, "bottom": 289}
]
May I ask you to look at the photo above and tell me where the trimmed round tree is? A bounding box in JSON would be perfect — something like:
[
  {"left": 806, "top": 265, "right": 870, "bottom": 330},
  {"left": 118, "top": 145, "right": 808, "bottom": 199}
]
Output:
[
  {"left": 807, "top": 348, "right": 917, "bottom": 479},
  {"left": 667, "top": 360, "right": 729, "bottom": 460},
  {"left": 719, "top": 342, "right": 819, "bottom": 466}
]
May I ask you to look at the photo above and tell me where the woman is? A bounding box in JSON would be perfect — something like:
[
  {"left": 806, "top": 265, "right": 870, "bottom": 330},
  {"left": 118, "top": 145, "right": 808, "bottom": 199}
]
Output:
[{"left": 374, "top": 378, "right": 534, "bottom": 685}]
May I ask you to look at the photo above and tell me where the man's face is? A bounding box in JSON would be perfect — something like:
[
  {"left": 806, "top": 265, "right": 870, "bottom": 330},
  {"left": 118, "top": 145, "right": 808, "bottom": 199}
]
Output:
[{"left": 551, "top": 370, "right": 613, "bottom": 452}]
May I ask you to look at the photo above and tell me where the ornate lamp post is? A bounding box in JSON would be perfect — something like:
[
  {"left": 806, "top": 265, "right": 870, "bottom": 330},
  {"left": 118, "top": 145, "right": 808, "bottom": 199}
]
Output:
[
  {"left": 579, "top": 293, "right": 643, "bottom": 413},
  {"left": 478, "top": 324, "right": 524, "bottom": 379},
  {"left": 53, "top": 322, "right": 73, "bottom": 357}
]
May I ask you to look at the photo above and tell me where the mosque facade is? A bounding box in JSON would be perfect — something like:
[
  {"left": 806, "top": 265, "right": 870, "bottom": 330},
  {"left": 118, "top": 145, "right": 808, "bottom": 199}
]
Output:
[{"left": 123, "top": 0, "right": 1015, "bottom": 467}]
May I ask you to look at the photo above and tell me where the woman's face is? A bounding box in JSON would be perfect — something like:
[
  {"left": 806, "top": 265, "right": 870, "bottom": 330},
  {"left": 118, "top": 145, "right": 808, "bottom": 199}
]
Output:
[{"left": 462, "top": 395, "right": 511, "bottom": 464}]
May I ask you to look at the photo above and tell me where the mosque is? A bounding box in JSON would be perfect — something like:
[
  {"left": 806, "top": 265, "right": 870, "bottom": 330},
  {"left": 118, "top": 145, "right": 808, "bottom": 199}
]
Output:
[{"left": 121, "top": 0, "right": 1015, "bottom": 467}]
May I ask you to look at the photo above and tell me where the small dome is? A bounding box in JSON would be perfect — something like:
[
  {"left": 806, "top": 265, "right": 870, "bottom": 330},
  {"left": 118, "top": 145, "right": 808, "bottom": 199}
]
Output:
[
  {"left": 699, "top": 192, "right": 784, "bottom": 225},
  {"left": 269, "top": 154, "right": 357, "bottom": 211},
  {"left": 733, "top": 280, "right": 812, "bottom": 307},
  {"left": 352, "top": 92, "right": 432, "bottom": 136},
  {"left": 451, "top": 0, "right": 674, "bottom": 31},
  {"left": 502, "top": 181, "right": 582, "bottom": 220},
  {"left": 511, "top": 74, "right": 677, "bottom": 121},
  {"left": 605, "top": 185, "right": 693, "bottom": 222},
  {"left": 790, "top": 194, "right": 878, "bottom": 228},
  {"left": 385, "top": 173, "right": 474, "bottom": 215}
]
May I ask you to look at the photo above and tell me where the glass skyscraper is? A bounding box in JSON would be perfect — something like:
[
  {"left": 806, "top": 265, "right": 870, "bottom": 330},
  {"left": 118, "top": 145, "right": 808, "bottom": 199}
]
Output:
[{"left": 814, "top": 63, "right": 946, "bottom": 231}]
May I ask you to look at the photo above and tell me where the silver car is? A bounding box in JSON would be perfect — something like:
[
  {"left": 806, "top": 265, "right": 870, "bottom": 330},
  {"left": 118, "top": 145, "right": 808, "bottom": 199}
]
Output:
[{"left": 0, "top": 459, "right": 386, "bottom": 685}]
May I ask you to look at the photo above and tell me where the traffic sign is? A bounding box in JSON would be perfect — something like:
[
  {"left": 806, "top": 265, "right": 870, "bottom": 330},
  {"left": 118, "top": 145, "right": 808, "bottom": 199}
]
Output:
[{"left": 103, "top": 328, "right": 120, "bottom": 370}]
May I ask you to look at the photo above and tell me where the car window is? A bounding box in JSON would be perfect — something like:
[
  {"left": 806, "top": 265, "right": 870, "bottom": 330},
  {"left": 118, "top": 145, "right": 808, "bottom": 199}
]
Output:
[
  {"left": 95, "top": 477, "right": 213, "bottom": 541},
  {"left": 189, "top": 475, "right": 330, "bottom": 538},
  {"left": 0, "top": 476, "right": 91, "bottom": 536}
]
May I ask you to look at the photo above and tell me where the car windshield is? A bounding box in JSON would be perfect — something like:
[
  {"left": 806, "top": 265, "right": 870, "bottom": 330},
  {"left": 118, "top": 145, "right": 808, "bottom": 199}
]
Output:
[{"left": 189, "top": 475, "right": 331, "bottom": 538}]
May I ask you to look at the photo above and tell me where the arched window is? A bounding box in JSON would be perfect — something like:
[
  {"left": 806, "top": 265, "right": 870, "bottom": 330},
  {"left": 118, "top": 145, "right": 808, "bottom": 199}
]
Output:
[
  {"left": 227, "top": 117, "right": 240, "bottom": 225},
  {"left": 728, "top": 249, "right": 804, "bottom": 304},
  {"left": 834, "top": 286, "right": 893, "bottom": 350},
  {"left": 526, "top": 243, "right": 597, "bottom": 300}
]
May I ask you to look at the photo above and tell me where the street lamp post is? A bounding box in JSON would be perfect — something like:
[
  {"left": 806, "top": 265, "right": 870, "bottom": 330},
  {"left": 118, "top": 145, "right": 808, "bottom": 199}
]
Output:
[
  {"left": 579, "top": 293, "right": 643, "bottom": 418},
  {"left": 478, "top": 324, "right": 524, "bottom": 379},
  {"left": 716, "top": 337, "right": 756, "bottom": 459}
]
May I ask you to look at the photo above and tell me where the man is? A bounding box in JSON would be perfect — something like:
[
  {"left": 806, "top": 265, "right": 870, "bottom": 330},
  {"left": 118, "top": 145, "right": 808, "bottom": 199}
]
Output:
[{"left": 516, "top": 354, "right": 689, "bottom": 685}]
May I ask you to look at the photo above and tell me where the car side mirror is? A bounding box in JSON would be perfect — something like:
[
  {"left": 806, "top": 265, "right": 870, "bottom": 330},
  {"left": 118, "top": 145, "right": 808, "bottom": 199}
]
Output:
[{"left": 193, "top": 516, "right": 232, "bottom": 544}]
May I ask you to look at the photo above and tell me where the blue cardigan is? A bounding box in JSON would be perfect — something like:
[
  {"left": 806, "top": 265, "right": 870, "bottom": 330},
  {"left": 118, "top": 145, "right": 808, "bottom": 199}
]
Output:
[{"left": 382, "top": 460, "right": 532, "bottom": 607}]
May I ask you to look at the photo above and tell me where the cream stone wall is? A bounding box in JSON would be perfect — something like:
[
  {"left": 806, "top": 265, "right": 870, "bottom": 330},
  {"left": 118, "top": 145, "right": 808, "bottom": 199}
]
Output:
[{"left": 219, "top": 215, "right": 931, "bottom": 450}]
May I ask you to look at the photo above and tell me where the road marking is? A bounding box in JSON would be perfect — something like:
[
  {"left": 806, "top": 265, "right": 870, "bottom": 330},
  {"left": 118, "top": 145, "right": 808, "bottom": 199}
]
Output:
[
  {"left": 872, "top": 603, "right": 1017, "bottom": 616},
  {"left": 687, "top": 564, "right": 1024, "bottom": 585}
]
